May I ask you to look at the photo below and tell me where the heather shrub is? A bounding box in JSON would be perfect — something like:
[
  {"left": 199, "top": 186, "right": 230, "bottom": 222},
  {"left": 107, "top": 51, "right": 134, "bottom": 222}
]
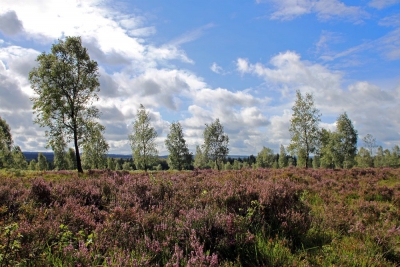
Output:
[{"left": 0, "top": 168, "right": 399, "bottom": 266}]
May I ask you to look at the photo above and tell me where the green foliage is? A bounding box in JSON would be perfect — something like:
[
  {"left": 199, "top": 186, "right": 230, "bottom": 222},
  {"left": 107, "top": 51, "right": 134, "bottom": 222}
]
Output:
[
  {"left": 66, "top": 148, "right": 77, "bottom": 170},
  {"left": 288, "top": 90, "right": 321, "bottom": 168},
  {"left": 165, "top": 122, "right": 192, "bottom": 170},
  {"left": 233, "top": 159, "right": 241, "bottom": 170},
  {"left": 0, "top": 223, "right": 23, "bottom": 267},
  {"left": 37, "top": 152, "right": 48, "bottom": 171},
  {"left": 356, "top": 147, "right": 374, "bottom": 168},
  {"left": 194, "top": 145, "right": 208, "bottom": 169},
  {"left": 11, "top": 146, "right": 27, "bottom": 170},
  {"left": 278, "top": 144, "right": 288, "bottom": 168},
  {"left": 336, "top": 112, "right": 358, "bottom": 168},
  {"left": 29, "top": 36, "right": 100, "bottom": 173},
  {"left": 224, "top": 161, "right": 232, "bottom": 170},
  {"left": 28, "top": 159, "right": 37, "bottom": 171},
  {"left": 107, "top": 158, "right": 115, "bottom": 170},
  {"left": 0, "top": 117, "right": 13, "bottom": 169},
  {"left": 122, "top": 161, "right": 133, "bottom": 171},
  {"left": 81, "top": 123, "right": 109, "bottom": 169},
  {"left": 129, "top": 104, "right": 158, "bottom": 171},
  {"left": 256, "top": 147, "right": 275, "bottom": 168},
  {"left": 320, "top": 113, "right": 358, "bottom": 169},
  {"left": 202, "top": 118, "right": 229, "bottom": 170}
]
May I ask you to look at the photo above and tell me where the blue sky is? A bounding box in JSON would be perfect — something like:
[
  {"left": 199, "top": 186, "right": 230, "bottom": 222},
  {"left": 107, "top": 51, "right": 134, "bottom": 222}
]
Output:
[{"left": 0, "top": 0, "right": 400, "bottom": 155}]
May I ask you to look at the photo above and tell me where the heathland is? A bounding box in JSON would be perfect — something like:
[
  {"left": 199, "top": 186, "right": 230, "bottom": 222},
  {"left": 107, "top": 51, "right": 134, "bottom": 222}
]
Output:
[{"left": 0, "top": 167, "right": 399, "bottom": 266}]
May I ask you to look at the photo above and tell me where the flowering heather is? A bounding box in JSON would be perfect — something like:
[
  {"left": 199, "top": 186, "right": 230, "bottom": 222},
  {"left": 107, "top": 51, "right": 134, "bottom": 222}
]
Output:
[{"left": 0, "top": 168, "right": 399, "bottom": 266}]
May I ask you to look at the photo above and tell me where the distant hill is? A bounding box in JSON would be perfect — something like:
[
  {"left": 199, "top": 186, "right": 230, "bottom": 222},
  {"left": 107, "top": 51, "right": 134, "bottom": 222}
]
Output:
[
  {"left": 23, "top": 152, "right": 251, "bottom": 162},
  {"left": 23, "top": 152, "right": 168, "bottom": 162},
  {"left": 23, "top": 152, "right": 55, "bottom": 162}
]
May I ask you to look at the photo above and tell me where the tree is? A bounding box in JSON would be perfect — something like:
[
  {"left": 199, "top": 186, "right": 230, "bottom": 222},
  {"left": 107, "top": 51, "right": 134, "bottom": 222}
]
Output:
[
  {"left": 165, "top": 122, "right": 192, "bottom": 170},
  {"left": 51, "top": 133, "right": 68, "bottom": 170},
  {"left": 11, "top": 146, "right": 28, "bottom": 170},
  {"left": 278, "top": 145, "right": 288, "bottom": 168},
  {"left": 288, "top": 90, "right": 321, "bottom": 168},
  {"left": 129, "top": 104, "right": 158, "bottom": 171},
  {"left": 28, "top": 159, "right": 37, "bottom": 171},
  {"left": 256, "top": 147, "right": 275, "bottom": 168},
  {"left": 29, "top": 36, "right": 100, "bottom": 173},
  {"left": 336, "top": 112, "right": 358, "bottom": 168},
  {"left": 363, "top": 134, "right": 377, "bottom": 156},
  {"left": 194, "top": 145, "right": 207, "bottom": 169},
  {"left": 0, "top": 117, "right": 13, "bottom": 168},
  {"left": 390, "top": 145, "right": 400, "bottom": 167},
  {"left": 374, "top": 146, "right": 384, "bottom": 168},
  {"left": 66, "top": 148, "right": 77, "bottom": 170},
  {"left": 37, "top": 152, "right": 48, "bottom": 171},
  {"left": 202, "top": 119, "right": 229, "bottom": 171},
  {"left": 81, "top": 123, "right": 109, "bottom": 169},
  {"left": 355, "top": 147, "right": 373, "bottom": 168},
  {"left": 225, "top": 161, "right": 232, "bottom": 170},
  {"left": 107, "top": 157, "right": 115, "bottom": 170}
]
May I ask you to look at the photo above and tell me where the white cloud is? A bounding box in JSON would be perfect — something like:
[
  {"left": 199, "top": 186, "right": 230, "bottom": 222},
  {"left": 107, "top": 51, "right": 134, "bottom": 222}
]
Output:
[
  {"left": 210, "top": 62, "right": 223, "bottom": 74},
  {"left": 0, "top": 10, "right": 24, "bottom": 36},
  {"left": 237, "top": 52, "right": 400, "bottom": 149},
  {"left": 128, "top": 26, "right": 156, "bottom": 37},
  {"left": 316, "top": 27, "right": 400, "bottom": 62},
  {"left": 168, "top": 23, "right": 215, "bottom": 47},
  {"left": 369, "top": 0, "right": 400, "bottom": 9},
  {"left": 379, "top": 14, "right": 400, "bottom": 27},
  {"left": 237, "top": 51, "right": 343, "bottom": 99},
  {"left": 0, "top": 0, "right": 192, "bottom": 72},
  {"left": 315, "top": 31, "right": 343, "bottom": 54},
  {"left": 257, "top": 0, "right": 367, "bottom": 22}
]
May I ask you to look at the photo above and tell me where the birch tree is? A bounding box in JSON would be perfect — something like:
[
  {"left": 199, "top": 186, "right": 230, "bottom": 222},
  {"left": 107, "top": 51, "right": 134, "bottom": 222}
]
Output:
[
  {"left": 202, "top": 118, "right": 229, "bottom": 170},
  {"left": 165, "top": 122, "right": 192, "bottom": 170},
  {"left": 129, "top": 104, "right": 158, "bottom": 171},
  {"left": 29, "top": 36, "right": 101, "bottom": 173},
  {"left": 288, "top": 90, "right": 321, "bottom": 168}
]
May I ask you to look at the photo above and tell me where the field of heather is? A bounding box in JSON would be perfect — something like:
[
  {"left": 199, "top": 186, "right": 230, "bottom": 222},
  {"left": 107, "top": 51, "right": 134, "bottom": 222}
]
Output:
[{"left": 0, "top": 168, "right": 399, "bottom": 266}]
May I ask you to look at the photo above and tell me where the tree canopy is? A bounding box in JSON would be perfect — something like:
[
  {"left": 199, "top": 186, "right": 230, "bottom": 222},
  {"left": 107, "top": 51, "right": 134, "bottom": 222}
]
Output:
[
  {"left": 81, "top": 123, "right": 109, "bottom": 169},
  {"left": 29, "top": 36, "right": 101, "bottom": 173},
  {"left": 165, "top": 122, "right": 192, "bottom": 170},
  {"left": 288, "top": 90, "right": 321, "bottom": 168},
  {"left": 0, "top": 117, "right": 13, "bottom": 168},
  {"left": 129, "top": 104, "right": 158, "bottom": 171},
  {"left": 256, "top": 147, "right": 275, "bottom": 168},
  {"left": 202, "top": 118, "right": 229, "bottom": 170}
]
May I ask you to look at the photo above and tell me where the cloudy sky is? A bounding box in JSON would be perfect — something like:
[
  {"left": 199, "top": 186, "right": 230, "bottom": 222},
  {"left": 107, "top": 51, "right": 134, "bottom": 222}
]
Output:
[{"left": 1, "top": 0, "right": 400, "bottom": 155}]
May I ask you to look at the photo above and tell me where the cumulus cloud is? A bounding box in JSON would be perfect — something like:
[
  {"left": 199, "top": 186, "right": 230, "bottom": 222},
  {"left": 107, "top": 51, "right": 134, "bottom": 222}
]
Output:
[
  {"left": 257, "top": 0, "right": 367, "bottom": 22},
  {"left": 236, "top": 51, "right": 343, "bottom": 101},
  {"left": 237, "top": 52, "right": 400, "bottom": 149},
  {"left": 0, "top": 45, "right": 39, "bottom": 111},
  {"left": 0, "top": 10, "right": 24, "bottom": 36}
]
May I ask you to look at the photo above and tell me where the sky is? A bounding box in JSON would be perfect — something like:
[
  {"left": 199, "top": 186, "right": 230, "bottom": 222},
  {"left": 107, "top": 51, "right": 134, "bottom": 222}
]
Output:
[{"left": 0, "top": 0, "right": 400, "bottom": 156}]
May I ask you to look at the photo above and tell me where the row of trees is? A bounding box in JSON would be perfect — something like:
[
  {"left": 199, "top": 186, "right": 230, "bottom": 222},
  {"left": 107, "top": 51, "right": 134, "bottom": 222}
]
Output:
[
  {"left": 287, "top": 90, "right": 358, "bottom": 169},
  {"left": 128, "top": 104, "right": 230, "bottom": 171},
  {"left": 1, "top": 36, "right": 399, "bottom": 172}
]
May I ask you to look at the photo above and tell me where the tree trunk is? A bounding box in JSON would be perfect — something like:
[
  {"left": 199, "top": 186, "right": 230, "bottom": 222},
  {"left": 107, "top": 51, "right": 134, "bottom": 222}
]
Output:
[{"left": 74, "top": 128, "right": 83, "bottom": 173}]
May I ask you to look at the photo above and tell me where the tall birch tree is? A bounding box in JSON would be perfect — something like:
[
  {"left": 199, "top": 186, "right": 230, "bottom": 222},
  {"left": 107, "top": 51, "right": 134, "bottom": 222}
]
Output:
[
  {"left": 129, "top": 104, "right": 158, "bottom": 171},
  {"left": 165, "top": 122, "right": 192, "bottom": 170},
  {"left": 288, "top": 90, "right": 321, "bottom": 168},
  {"left": 29, "top": 36, "right": 101, "bottom": 173}
]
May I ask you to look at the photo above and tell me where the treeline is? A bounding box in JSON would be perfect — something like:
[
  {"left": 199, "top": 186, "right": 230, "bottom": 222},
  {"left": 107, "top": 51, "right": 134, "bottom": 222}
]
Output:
[{"left": 2, "top": 36, "right": 400, "bottom": 172}]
